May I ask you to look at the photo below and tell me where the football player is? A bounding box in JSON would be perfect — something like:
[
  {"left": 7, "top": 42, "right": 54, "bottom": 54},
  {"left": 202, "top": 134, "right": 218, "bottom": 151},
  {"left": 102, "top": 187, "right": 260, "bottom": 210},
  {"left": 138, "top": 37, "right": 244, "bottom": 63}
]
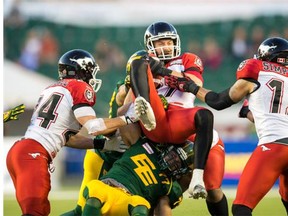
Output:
[
  {"left": 82, "top": 136, "right": 194, "bottom": 216},
  {"left": 128, "top": 22, "right": 214, "bottom": 199},
  {"left": 6, "top": 49, "right": 154, "bottom": 216},
  {"left": 127, "top": 21, "right": 228, "bottom": 210},
  {"left": 165, "top": 37, "right": 288, "bottom": 216},
  {"left": 61, "top": 79, "right": 130, "bottom": 216}
]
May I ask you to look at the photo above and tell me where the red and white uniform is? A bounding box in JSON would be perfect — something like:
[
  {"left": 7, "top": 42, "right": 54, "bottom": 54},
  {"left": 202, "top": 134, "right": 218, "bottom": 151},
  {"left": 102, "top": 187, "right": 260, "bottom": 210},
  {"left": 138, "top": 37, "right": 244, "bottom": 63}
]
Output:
[
  {"left": 141, "top": 53, "right": 225, "bottom": 191},
  {"left": 233, "top": 59, "right": 288, "bottom": 209},
  {"left": 157, "top": 53, "right": 203, "bottom": 108},
  {"left": 6, "top": 79, "right": 96, "bottom": 216},
  {"left": 141, "top": 52, "right": 207, "bottom": 144},
  {"left": 25, "top": 79, "right": 96, "bottom": 159},
  {"left": 237, "top": 58, "right": 288, "bottom": 145}
]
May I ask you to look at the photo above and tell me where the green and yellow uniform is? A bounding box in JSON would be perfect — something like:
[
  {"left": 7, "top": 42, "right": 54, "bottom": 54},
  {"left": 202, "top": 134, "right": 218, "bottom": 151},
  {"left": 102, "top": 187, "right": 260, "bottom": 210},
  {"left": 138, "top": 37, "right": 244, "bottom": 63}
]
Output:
[
  {"left": 83, "top": 138, "right": 183, "bottom": 216},
  {"left": 61, "top": 80, "right": 126, "bottom": 216}
]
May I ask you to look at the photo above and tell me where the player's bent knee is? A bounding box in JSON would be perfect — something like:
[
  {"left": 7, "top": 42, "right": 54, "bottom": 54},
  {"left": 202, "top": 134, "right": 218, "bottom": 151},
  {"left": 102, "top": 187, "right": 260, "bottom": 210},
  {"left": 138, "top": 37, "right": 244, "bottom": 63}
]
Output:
[
  {"left": 86, "top": 197, "right": 102, "bottom": 208},
  {"left": 128, "top": 195, "right": 151, "bottom": 215},
  {"left": 195, "top": 109, "right": 214, "bottom": 127},
  {"left": 83, "top": 180, "right": 101, "bottom": 198}
]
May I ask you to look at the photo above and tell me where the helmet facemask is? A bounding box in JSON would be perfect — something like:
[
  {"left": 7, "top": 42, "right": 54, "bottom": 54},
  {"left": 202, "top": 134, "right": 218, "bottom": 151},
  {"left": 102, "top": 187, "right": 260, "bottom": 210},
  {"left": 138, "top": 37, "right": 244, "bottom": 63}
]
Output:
[
  {"left": 88, "top": 64, "right": 102, "bottom": 93},
  {"left": 79, "top": 62, "right": 102, "bottom": 93},
  {"left": 146, "top": 33, "right": 181, "bottom": 61},
  {"left": 158, "top": 140, "right": 194, "bottom": 180}
]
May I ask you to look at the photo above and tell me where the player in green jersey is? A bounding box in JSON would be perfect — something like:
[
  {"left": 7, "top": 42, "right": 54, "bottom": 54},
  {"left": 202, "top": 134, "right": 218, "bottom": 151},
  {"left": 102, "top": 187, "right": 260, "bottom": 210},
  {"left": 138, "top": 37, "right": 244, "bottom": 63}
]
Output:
[
  {"left": 61, "top": 79, "right": 129, "bottom": 216},
  {"left": 82, "top": 137, "right": 194, "bottom": 216}
]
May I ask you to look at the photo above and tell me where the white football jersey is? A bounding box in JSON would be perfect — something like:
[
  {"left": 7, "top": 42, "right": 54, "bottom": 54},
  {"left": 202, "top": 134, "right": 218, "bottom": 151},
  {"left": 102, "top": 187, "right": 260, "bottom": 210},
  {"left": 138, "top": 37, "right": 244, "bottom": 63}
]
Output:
[
  {"left": 156, "top": 53, "right": 204, "bottom": 108},
  {"left": 237, "top": 59, "right": 288, "bottom": 145},
  {"left": 24, "top": 79, "right": 96, "bottom": 159}
]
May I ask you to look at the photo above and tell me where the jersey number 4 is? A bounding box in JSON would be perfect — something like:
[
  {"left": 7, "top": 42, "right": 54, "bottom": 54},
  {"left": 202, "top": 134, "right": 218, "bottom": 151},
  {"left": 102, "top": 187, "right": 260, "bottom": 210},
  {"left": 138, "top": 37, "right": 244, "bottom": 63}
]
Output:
[{"left": 37, "top": 93, "right": 63, "bottom": 128}]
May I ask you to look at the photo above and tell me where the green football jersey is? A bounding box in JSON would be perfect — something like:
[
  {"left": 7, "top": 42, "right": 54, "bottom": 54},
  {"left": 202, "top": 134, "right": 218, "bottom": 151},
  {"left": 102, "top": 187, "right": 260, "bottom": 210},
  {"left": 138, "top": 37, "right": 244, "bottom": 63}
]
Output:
[
  {"left": 92, "top": 79, "right": 125, "bottom": 176},
  {"left": 101, "top": 138, "right": 183, "bottom": 209},
  {"left": 108, "top": 79, "right": 125, "bottom": 118}
]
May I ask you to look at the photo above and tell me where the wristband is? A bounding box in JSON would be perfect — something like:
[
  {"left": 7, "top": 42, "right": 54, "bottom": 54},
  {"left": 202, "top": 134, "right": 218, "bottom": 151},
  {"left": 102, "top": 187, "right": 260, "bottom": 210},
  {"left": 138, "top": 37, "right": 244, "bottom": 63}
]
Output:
[
  {"left": 93, "top": 138, "right": 106, "bottom": 149},
  {"left": 239, "top": 106, "right": 250, "bottom": 118},
  {"left": 187, "top": 83, "right": 200, "bottom": 95},
  {"left": 160, "top": 68, "right": 173, "bottom": 76}
]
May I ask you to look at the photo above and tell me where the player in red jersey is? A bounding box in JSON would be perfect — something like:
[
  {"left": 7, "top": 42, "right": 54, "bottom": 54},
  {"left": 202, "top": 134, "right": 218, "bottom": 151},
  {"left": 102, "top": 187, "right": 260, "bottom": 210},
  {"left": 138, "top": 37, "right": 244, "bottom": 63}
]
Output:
[
  {"left": 129, "top": 22, "right": 213, "bottom": 199},
  {"left": 165, "top": 37, "right": 288, "bottom": 215},
  {"left": 126, "top": 21, "right": 228, "bottom": 214},
  {"left": 6, "top": 49, "right": 153, "bottom": 216}
]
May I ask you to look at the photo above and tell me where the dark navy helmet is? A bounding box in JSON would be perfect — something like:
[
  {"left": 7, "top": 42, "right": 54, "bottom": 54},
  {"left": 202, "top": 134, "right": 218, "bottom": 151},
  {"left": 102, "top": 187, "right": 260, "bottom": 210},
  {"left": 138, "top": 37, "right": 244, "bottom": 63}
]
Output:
[
  {"left": 256, "top": 37, "right": 288, "bottom": 66},
  {"left": 58, "top": 49, "right": 102, "bottom": 92},
  {"left": 144, "top": 21, "right": 181, "bottom": 60}
]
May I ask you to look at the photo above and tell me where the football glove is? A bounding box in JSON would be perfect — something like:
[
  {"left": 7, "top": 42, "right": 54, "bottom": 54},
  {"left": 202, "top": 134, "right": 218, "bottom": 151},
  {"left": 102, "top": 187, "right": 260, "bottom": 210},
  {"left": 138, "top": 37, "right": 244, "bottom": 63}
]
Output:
[
  {"left": 123, "top": 103, "right": 139, "bottom": 124},
  {"left": 238, "top": 99, "right": 250, "bottom": 118},
  {"left": 3, "top": 104, "right": 25, "bottom": 123},
  {"left": 164, "top": 75, "right": 200, "bottom": 95},
  {"left": 124, "top": 74, "right": 131, "bottom": 90},
  {"left": 93, "top": 130, "right": 128, "bottom": 153},
  {"left": 103, "top": 130, "right": 128, "bottom": 152}
]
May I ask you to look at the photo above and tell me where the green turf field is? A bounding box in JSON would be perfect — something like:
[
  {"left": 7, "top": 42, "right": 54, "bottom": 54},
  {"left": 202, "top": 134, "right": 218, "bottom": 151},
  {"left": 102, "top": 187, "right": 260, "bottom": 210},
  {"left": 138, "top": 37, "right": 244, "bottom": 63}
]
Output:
[{"left": 4, "top": 189, "right": 286, "bottom": 216}]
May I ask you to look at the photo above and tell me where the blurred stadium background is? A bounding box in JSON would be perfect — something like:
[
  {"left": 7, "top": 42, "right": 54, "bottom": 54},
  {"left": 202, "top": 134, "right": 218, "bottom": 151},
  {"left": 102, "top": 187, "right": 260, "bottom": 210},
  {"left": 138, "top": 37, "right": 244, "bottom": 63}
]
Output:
[{"left": 3, "top": 0, "right": 288, "bottom": 215}]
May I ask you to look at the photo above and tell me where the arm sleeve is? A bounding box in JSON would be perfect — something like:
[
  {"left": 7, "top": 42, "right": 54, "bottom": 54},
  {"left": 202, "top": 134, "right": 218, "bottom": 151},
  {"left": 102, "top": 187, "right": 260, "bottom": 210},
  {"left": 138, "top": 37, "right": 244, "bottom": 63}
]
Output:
[{"left": 204, "top": 88, "right": 236, "bottom": 110}]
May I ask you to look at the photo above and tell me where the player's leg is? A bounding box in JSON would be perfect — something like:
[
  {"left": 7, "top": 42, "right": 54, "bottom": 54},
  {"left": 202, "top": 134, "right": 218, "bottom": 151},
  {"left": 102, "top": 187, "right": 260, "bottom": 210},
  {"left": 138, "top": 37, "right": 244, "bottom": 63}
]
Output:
[
  {"left": 130, "top": 58, "right": 169, "bottom": 139},
  {"left": 82, "top": 197, "right": 102, "bottom": 216},
  {"left": 279, "top": 168, "right": 288, "bottom": 214},
  {"left": 82, "top": 180, "right": 108, "bottom": 216},
  {"left": 188, "top": 108, "right": 213, "bottom": 199},
  {"left": 128, "top": 195, "right": 151, "bottom": 216},
  {"left": 232, "top": 143, "right": 288, "bottom": 215},
  {"left": 6, "top": 139, "right": 51, "bottom": 216},
  {"left": 60, "top": 149, "right": 113, "bottom": 216},
  {"left": 204, "top": 138, "right": 228, "bottom": 216},
  {"left": 83, "top": 180, "right": 139, "bottom": 216},
  {"left": 130, "top": 58, "right": 151, "bottom": 103}
]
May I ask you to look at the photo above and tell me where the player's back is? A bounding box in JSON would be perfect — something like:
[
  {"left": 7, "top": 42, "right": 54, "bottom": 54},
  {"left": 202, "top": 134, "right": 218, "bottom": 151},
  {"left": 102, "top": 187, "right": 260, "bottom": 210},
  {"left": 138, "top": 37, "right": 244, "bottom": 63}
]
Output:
[
  {"left": 25, "top": 79, "right": 94, "bottom": 158},
  {"left": 101, "top": 138, "right": 175, "bottom": 207},
  {"left": 242, "top": 59, "right": 288, "bottom": 144}
]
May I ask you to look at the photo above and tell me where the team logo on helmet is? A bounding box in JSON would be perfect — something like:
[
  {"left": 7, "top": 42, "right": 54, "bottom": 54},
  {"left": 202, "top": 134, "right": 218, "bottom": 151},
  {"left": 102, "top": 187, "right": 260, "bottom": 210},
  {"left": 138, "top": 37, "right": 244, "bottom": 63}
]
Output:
[
  {"left": 70, "top": 57, "right": 94, "bottom": 70},
  {"left": 259, "top": 45, "right": 277, "bottom": 57}
]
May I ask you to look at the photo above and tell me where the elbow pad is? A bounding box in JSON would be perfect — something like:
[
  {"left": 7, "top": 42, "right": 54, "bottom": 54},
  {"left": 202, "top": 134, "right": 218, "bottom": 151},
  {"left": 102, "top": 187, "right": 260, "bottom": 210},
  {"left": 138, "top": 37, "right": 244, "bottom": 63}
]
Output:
[{"left": 204, "top": 88, "right": 235, "bottom": 110}]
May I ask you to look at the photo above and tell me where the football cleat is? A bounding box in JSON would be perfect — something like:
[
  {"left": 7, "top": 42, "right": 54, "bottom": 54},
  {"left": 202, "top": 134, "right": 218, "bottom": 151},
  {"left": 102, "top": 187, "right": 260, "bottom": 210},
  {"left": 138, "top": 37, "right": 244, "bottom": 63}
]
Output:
[
  {"left": 188, "top": 170, "right": 207, "bottom": 199},
  {"left": 188, "top": 184, "right": 207, "bottom": 199},
  {"left": 134, "top": 96, "right": 156, "bottom": 131}
]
